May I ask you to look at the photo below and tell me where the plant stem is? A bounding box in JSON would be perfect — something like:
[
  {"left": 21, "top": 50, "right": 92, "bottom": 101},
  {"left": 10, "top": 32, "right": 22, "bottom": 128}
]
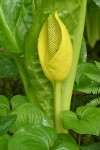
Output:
[
  {"left": 54, "top": 81, "right": 63, "bottom": 133},
  {"left": 78, "top": 134, "right": 81, "bottom": 147},
  {"left": 62, "top": 0, "right": 87, "bottom": 111}
]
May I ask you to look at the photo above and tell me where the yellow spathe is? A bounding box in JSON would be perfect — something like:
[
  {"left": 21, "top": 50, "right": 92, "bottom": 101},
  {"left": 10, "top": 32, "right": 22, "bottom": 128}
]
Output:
[{"left": 38, "top": 12, "right": 73, "bottom": 82}]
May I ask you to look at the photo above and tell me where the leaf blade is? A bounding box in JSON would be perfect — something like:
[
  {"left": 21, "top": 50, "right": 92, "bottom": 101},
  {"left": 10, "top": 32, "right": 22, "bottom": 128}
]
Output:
[
  {"left": 8, "top": 125, "right": 57, "bottom": 150},
  {"left": 0, "top": 0, "right": 35, "bottom": 53},
  {"left": 25, "top": 0, "right": 55, "bottom": 124},
  {"left": 62, "top": 105, "right": 100, "bottom": 135}
]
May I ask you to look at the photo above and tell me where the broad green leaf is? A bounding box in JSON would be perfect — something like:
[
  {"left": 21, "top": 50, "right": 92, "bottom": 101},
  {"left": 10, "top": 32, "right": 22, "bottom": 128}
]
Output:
[
  {"left": 0, "top": 95, "right": 10, "bottom": 116},
  {"left": 62, "top": 105, "right": 100, "bottom": 135},
  {"left": 95, "top": 60, "right": 100, "bottom": 70},
  {"left": 55, "top": 0, "right": 86, "bottom": 38},
  {"left": 58, "top": 0, "right": 87, "bottom": 111},
  {"left": 0, "top": 134, "right": 10, "bottom": 150},
  {"left": 93, "top": 0, "right": 100, "bottom": 7},
  {"left": 75, "top": 62, "right": 100, "bottom": 89},
  {"left": 81, "top": 142, "right": 100, "bottom": 150},
  {"left": 85, "top": 1, "right": 100, "bottom": 47},
  {"left": 83, "top": 72, "right": 100, "bottom": 84},
  {"left": 78, "top": 38, "right": 87, "bottom": 63},
  {"left": 52, "top": 134, "right": 79, "bottom": 150},
  {"left": 10, "top": 95, "right": 29, "bottom": 110},
  {"left": 13, "top": 54, "right": 40, "bottom": 107},
  {"left": 0, "top": 0, "right": 35, "bottom": 53},
  {"left": 87, "top": 0, "right": 93, "bottom": 4},
  {"left": 0, "top": 51, "right": 18, "bottom": 78},
  {"left": 24, "top": 0, "right": 87, "bottom": 124},
  {"left": 0, "top": 115, "right": 16, "bottom": 136},
  {"left": 8, "top": 125, "right": 57, "bottom": 150},
  {"left": 10, "top": 103, "right": 52, "bottom": 132},
  {"left": 25, "top": 0, "right": 55, "bottom": 124}
]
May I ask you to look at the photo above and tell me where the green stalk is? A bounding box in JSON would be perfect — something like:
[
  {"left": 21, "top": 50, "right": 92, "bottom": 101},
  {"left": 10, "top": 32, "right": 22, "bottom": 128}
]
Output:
[
  {"left": 13, "top": 54, "right": 40, "bottom": 107},
  {"left": 78, "top": 134, "right": 81, "bottom": 147},
  {"left": 54, "top": 81, "right": 63, "bottom": 133},
  {"left": 62, "top": 0, "right": 87, "bottom": 111}
]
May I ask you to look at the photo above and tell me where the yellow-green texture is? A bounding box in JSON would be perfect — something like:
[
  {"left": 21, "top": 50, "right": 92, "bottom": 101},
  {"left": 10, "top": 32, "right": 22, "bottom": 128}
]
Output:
[{"left": 38, "top": 12, "right": 73, "bottom": 82}]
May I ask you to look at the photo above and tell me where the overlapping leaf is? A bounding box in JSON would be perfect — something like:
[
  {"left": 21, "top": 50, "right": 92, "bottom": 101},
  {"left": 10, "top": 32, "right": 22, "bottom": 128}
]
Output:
[
  {"left": 0, "top": 51, "right": 18, "bottom": 78},
  {"left": 10, "top": 103, "right": 52, "bottom": 132},
  {"left": 0, "top": 95, "right": 10, "bottom": 116},
  {"left": 93, "top": 0, "right": 100, "bottom": 8},
  {"left": 25, "top": 0, "right": 55, "bottom": 123},
  {"left": 10, "top": 95, "right": 29, "bottom": 110},
  {"left": 52, "top": 134, "right": 79, "bottom": 150},
  {"left": 81, "top": 142, "right": 100, "bottom": 150},
  {"left": 8, "top": 125, "right": 57, "bottom": 150},
  {"left": 0, "top": 115, "right": 16, "bottom": 136},
  {"left": 56, "top": 0, "right": 87, "bottom": 108},
  {"left": 62, "top": 105, "right": 100, "bottom": 135},
  {"left": 86, "top": 1, "right": 100, "bottom": 47},
  {"left": 8, "top": 125, "right": 80, "bottom": 150},
  {"left": 25, "top": 0, "right": 87, "bottom": 124},
  {"left": 0, "top": 0, "right": 35, "bottom": 53},
  {"left": 78, "top": 38, "right": 87, "bottom": 63},
  {"left": 75, "top": 63, "right": 100, "bottom": 89},
  {"left": 0, "top": 135, "right": 10, "bottom": 150}
]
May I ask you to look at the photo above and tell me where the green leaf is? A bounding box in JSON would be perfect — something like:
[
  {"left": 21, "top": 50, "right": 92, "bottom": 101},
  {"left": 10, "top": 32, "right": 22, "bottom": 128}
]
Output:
[
  {"left": 85, "top": 1, "right": 100, "bottom": 47},
  {"left": 13, "top": 54, "right": 39, "bottom": 107},
  {"left": 84, "top": 72, "right": 100, "bottom": 83},
  {"left": 75, "top": 62, "right": 100, "bottom": 89},
  {"left": 59, "top": 0, "right": 87, "bottom": 111},
  {"left": 25, "top": 0, "right": 55, "bottom": 124},
  {"left": 0, "top": 115, "right": 16, "bottom": 136},
  {"left": 10, "top": 95, "right": 29, "bottom": 110},
  {"left": 78, "top": 38, "right": 87, "bottom": 63},
  {"left": 62, "top": 105, "right": 100, "bottom": 135},
  {"left": 0, "top": 51, "right": 19, "bottom": 78},
  {"left": 52, "top": 134, "right": 79, "bottom": 150},
  {"left": 93, "top": 0, "right": 100, "bottom": 7},
  {"left": 10, "top": 103, "right": 52, "bottom": 132},
  {"left": 81, "top": 142, "right": 100, "bottom": 150},
  {"left": 0, "top": 95, "right": 10, "bottom": 116},
  {"left": 8, "top": 125, "right": 57, "bottom": 150},
  {"left": 0, "top": 134, "right": 10, "bottom": 150},
  {"left": 95, "top": 61, "right": 100, "bottom": 70},
  {"left": 0, "top": 0, "right": 35, "bottom": 53},
  {"left": 78, "top": 86, "right": 100, "bottom": 95},
  {"left": 87, "top": 97, "right": 100, "bottom": 106}
]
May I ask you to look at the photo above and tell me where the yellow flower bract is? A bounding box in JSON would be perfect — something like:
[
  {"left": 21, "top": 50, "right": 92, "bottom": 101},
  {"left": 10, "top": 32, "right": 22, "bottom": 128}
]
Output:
[{"left": 38, "top": 12, "right": 73, "bottom": 82}]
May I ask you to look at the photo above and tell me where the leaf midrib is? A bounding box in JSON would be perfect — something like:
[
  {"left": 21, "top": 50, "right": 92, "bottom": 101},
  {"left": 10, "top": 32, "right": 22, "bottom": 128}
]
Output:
[{"left": 0, "top": 6, "right": 20, "bottom": 52}]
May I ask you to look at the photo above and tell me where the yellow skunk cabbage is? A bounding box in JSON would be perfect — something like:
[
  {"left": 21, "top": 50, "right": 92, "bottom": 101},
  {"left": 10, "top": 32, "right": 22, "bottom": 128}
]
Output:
[{"left": 38, "top": 12, "right": 73, "bottom": 82}]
